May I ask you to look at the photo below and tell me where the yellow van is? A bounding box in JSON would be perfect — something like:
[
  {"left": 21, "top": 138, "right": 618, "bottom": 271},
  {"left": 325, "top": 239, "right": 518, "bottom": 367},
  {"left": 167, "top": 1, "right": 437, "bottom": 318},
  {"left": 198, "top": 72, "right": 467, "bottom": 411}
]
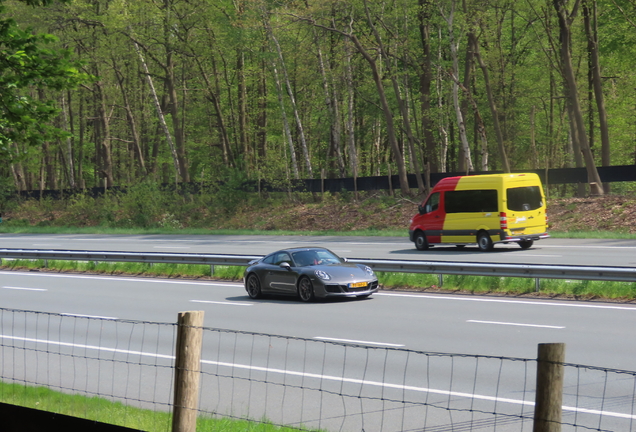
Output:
[{"left": 408, "top": 173, "right": 549, "bottom": 251}]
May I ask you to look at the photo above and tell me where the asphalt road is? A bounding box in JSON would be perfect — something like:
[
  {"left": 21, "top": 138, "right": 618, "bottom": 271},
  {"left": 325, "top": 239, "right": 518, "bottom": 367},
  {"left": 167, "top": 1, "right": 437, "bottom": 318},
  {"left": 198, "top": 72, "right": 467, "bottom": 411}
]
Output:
[
  {"left": 2, "top": 233, "right": 636, "bottom": 267},
  {"left": 2, "top": 233, "right": 636, "bottom": 430}
]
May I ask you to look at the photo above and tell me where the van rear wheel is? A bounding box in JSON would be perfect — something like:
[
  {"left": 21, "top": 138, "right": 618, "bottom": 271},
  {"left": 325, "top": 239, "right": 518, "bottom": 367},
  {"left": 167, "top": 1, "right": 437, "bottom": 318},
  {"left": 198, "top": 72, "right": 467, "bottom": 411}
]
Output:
[
  {"left": 477, "top": 232, "right": 494, "bottom": 252},
  {"left": 414, "top": 231, "right": 429, "bottom": 251},
  {"left": 518, "top": 240, "right": 533, "bottom": 249}
]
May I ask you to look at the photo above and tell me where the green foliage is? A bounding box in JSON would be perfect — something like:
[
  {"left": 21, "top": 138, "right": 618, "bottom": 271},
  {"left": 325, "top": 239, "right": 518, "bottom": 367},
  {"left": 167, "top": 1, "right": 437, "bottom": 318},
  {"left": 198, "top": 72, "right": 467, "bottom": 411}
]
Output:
[{"left": 0, "top": 0, "right": 89, "bottom": 161}]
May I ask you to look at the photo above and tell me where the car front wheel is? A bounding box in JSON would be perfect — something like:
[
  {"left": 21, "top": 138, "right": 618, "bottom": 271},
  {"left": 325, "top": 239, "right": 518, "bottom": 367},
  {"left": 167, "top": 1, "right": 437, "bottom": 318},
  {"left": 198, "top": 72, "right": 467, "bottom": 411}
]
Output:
[
  {"left": 297, "top": 277, "right": 315, "bottom": 302},
  {"left": 246, "top": 274, "right": 262, "bottom": 299}
]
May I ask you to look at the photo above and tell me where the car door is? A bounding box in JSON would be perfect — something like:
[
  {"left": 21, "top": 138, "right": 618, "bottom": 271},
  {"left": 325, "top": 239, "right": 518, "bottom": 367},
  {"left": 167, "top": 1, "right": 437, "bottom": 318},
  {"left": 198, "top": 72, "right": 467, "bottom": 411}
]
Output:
[
  {"left": 263, "top": 252, "right": 298, "bottom": 294},
  {"left": 421, "top": 192, "right": 445, "bottom": 244}
]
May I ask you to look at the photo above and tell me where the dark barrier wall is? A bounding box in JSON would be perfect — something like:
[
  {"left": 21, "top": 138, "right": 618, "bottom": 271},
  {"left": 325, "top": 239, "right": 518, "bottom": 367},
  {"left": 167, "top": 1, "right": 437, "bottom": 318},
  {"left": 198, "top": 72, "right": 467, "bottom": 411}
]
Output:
[
  {"left": 0, "top": 402, "right": 142, "bottom": 432},
  {"left": 16, "top": 165, "right": 636, "bottom": 199}
]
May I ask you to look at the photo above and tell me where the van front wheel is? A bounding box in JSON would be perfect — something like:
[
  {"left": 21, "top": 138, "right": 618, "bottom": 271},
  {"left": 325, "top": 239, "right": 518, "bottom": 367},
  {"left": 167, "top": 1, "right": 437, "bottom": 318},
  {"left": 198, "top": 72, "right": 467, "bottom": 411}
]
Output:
[
  {"left": 414, "top": 231, "right": 429, "bottom": 250},
  {"left": 477, "top": 232, "right": 494, "bottom": 252},
  {"left": 518, "top": 240, "right": 533, "bottom": 249}
]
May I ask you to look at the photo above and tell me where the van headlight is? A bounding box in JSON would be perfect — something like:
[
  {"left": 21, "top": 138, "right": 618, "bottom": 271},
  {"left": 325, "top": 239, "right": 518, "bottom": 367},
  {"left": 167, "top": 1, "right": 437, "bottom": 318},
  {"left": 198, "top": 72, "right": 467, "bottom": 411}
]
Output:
[{"left": 315, "top": 270, "right": 331, "bottom": 280}]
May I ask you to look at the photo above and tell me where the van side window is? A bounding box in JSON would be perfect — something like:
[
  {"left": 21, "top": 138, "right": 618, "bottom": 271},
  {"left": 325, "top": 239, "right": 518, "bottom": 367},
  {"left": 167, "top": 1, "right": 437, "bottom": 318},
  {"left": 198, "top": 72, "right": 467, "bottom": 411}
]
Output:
[
  {"left": 445, "top": 190, "right": 498, "bottom": 213},
  {"left": 507, "top": 186, "right": 543, "bottom": 211},
  {"left": 424, "top": 192, "right": 440, "bottom": 213}
]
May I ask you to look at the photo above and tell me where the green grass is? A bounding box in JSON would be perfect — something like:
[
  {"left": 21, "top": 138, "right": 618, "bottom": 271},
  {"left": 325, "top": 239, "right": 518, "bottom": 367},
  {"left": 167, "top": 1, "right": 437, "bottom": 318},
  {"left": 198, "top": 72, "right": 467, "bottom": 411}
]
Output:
[
  {"left": 3, "top": 259, "right": 636, "bottom": 300},
  {"left": 0, "top": 381, "right": 310, "bottom": 431},
  {"left": 378, "top": 272, "right": 636, "bottom": 299}
]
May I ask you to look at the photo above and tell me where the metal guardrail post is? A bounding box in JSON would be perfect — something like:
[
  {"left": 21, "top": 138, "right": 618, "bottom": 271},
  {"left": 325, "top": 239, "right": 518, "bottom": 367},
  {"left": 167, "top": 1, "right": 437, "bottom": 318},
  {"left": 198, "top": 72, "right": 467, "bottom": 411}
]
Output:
[{"left": 533, "top": 343, "right": 565, "bottom": 432}]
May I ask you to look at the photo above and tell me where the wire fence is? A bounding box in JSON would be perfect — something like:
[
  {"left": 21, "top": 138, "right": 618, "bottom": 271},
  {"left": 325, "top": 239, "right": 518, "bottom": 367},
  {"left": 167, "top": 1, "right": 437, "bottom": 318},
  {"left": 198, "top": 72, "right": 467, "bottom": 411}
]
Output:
[{"left": 1, "top": 307, "right": 636, "bottom": 432}]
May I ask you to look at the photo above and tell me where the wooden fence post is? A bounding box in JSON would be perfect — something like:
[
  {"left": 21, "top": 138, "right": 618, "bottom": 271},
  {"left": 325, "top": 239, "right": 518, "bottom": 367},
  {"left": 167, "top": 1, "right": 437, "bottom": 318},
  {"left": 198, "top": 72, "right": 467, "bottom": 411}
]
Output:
[
  {"left": 172, "top": 311, "right": 204, "bottom": 432},
  {"left": 533, "top": 343, "right": 565, "bottom": 432}
]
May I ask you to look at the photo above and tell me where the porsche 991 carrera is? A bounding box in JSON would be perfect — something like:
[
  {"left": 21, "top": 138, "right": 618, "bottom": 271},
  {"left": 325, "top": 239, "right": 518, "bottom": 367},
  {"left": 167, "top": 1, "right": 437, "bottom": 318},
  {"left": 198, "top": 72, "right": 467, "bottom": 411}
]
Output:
[{"left": 243, "top": 247, "right": 379, "bottom": 302}]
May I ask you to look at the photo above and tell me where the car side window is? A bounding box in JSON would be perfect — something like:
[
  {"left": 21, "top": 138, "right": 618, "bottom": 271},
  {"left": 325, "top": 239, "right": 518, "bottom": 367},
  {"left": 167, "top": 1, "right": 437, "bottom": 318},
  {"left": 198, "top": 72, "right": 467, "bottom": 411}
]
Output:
[
  {"left": 262, "top": 254, "right": 275, "bottom": 265},
  {"left": 273, "top": 252, "right": 292, "bottom": 266},
  {"left": 424, "top": 192, "right": 440, "bottom": 213}
]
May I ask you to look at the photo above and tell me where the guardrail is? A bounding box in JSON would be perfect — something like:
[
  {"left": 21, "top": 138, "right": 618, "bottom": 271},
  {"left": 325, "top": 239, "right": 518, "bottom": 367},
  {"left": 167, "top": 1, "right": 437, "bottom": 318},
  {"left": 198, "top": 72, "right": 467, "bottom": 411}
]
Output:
[{"left": 0, "top": 249, "right": 635, "bottom": 287}]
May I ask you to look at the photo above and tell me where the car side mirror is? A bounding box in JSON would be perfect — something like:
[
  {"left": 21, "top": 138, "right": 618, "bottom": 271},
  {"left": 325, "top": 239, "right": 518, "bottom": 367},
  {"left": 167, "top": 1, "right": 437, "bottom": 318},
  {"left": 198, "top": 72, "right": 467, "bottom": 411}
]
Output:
[
  {"left": 340, "top": 257, "right": 348, "bottom": 263},
  {"left": 279, "top": 262, "right": 292, "bottom": 270}
]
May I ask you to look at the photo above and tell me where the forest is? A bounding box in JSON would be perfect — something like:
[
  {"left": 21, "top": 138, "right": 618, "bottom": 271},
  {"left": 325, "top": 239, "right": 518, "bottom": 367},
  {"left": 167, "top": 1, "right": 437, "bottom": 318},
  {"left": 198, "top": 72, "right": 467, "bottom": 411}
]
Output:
[{"left": 2, "top": 0, "right": 636, "bottom": 198}]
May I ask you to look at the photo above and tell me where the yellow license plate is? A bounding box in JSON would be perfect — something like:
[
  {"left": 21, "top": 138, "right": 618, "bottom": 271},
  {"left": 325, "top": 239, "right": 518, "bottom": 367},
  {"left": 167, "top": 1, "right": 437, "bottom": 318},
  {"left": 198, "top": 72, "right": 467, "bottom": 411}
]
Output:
[{"left": 350, "top": 282, "right": 367, "bottom": 288}]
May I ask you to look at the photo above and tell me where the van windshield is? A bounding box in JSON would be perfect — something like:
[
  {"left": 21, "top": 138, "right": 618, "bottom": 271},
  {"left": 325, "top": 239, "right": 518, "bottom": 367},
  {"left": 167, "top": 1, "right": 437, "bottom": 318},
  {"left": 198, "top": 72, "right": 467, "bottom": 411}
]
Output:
[{"left": 507, "top": 186, "right": 543, "bottom": 211}]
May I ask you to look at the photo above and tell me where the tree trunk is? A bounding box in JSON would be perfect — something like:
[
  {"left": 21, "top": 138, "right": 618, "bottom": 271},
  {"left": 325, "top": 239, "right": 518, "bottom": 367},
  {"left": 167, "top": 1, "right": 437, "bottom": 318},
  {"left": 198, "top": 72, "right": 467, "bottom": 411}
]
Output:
[
  {"left": 314, "top": 27, "right": 345, "bottom": 177},
  {"left": 270, "top": 57, "right": 299, "bottom": 179},
  {"left": 441, "top": 1, "right": 473, "bottom": 173},
  {"left": 474, "top": 36, "right": 510, "bottom": 172},
  {"left": 268, "top": 25, "right": 313, "bottom": 178},
  {"left": 418, "top": 0, "right": 438, "bottom": 175},
  {"left": 132, "top": 36, "right": 181, "bottom": 184},
  {"left": 364, "top": 0, "right": 424, "bottom": 194},
  {"left": 583, "top": 0, "right": 610, "bottom": 193},
  {"left": 553, "top": 0, "right": 603, "bottom": 195},
  {"left": 113, "top": 57, "right": 147, "bottom": 178}
]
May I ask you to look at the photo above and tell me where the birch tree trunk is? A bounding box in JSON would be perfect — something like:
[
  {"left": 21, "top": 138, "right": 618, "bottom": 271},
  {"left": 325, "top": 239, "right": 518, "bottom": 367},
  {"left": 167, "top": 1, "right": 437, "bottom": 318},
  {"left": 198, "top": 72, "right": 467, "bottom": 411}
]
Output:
[
  {"left": 132, "top": 36, "right": 182, "bottom": 184},
  {"left": 265, "top": 16, "right": 313, "bottom": 178},
  {"left": 270, "top": 57, "right": 299, "bottom": 179},
  {"left": 441, "top": 1, "right": 474, "bottom": 173},
  {"left": 314, "top": 27, "right": 345, "bottom": 177}
]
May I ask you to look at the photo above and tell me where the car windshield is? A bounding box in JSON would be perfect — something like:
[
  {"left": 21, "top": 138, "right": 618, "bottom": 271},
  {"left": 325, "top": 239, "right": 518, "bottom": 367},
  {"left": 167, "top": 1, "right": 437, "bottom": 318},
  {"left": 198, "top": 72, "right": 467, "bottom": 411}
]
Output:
[{"left": 292, "top": 250, "right": 340, "bottom": 267}]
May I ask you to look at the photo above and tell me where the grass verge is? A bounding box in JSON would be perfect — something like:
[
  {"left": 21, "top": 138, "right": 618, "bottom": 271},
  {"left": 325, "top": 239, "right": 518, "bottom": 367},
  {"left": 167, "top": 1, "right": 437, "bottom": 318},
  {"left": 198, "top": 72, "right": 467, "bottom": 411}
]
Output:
[
  {"left": 0, "top": 382, "right": 310, "bottom": 431},
  {"left": 3, "top": 259, "right": 636, "bottom": 301}
]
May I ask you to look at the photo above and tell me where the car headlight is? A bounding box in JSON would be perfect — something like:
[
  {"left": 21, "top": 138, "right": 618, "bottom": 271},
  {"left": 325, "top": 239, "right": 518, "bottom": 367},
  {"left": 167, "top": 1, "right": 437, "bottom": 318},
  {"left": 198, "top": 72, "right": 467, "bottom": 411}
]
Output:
[
  {"left": 315, "top": 270, "right": 331, "bottom": 280},
  {"left": 363, "top": 266, "right": 374, "bottom": 276}
]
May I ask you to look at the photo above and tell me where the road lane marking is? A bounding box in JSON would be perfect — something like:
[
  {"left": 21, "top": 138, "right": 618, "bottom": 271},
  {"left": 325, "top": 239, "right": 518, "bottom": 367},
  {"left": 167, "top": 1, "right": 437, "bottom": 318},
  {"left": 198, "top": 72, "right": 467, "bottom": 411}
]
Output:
[
  {"left": 190, "top": 300, "right": 252, "bottom": 306},
  {"left": 60, "top": 313, "right": 118, "bottom": 320},
  {"left": 467, "top": 320, "right": 565, "bottom": 329},
  {"left": 0, "top": 271, "right": 241, "bottom": 286},
  {"left": 2, "top": 286, "right": 47, "bottom": 292},
  {"left": 153, "top": 246, "right": 191, "bottom": 249},
  {"left": 1, "top": 333, "right": 634, "bottom": 420},
  {"left": 376, "top": 292, "right": 636, "bottom": 310},
  {"left": 314, "top": 337, "right": 404, "bottom": 347}
]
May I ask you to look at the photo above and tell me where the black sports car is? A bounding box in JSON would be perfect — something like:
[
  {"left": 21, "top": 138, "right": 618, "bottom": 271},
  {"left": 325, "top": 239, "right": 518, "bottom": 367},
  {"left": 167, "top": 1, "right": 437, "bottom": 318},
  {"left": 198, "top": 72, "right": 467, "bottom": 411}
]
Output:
[{"left": 243, "top": 247, "right": 379, "bottom": 302}]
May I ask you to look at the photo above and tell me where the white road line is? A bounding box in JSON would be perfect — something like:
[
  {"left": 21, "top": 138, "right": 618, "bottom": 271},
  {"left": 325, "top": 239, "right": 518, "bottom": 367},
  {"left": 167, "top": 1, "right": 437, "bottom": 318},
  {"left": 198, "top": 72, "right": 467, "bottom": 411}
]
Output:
[
  {"left": 0, "top": 271, "right": 241, "bottom": 286},
  {"left": 2, "top": 286, "right": 47, "bottom": 292},
  {"left": 314, "top": 337, "right": 404, "bottom": 347},
  {"left": 60, "top": 313, "right": 118, "bottom": 320},
  {"left": 153, "top": 246, "right": 191, "bottom": 249},
  {"left": 1, "top": 333, "right": 634, "bottom": 420},
  {"left": 467, "top": 320, "right": 565, "bottom": 329},
  {"left": 376, "top": 292, "right": 636, "bottom": 310},
  {"left": 190, "top": 300, "right": 252, "bottom": 306}
]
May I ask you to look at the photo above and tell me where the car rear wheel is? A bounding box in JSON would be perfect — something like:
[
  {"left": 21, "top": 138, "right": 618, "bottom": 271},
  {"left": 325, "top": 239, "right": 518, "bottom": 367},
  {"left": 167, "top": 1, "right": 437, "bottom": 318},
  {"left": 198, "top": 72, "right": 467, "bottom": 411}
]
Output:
[
  {"left": 518, "top": 240, "right": 534, "bottom": 249},
  {"left": 297, "top": 277, "right": 315, "bottom": 302},
  {"left": 414, "top": 231, "right": 429, "bottom": 251},
  {"left": 477, "top": 231, "right": 494, "bottom": 252},
  {"left": 246, "top": 274, "right": 262, "bottom": 299}
]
